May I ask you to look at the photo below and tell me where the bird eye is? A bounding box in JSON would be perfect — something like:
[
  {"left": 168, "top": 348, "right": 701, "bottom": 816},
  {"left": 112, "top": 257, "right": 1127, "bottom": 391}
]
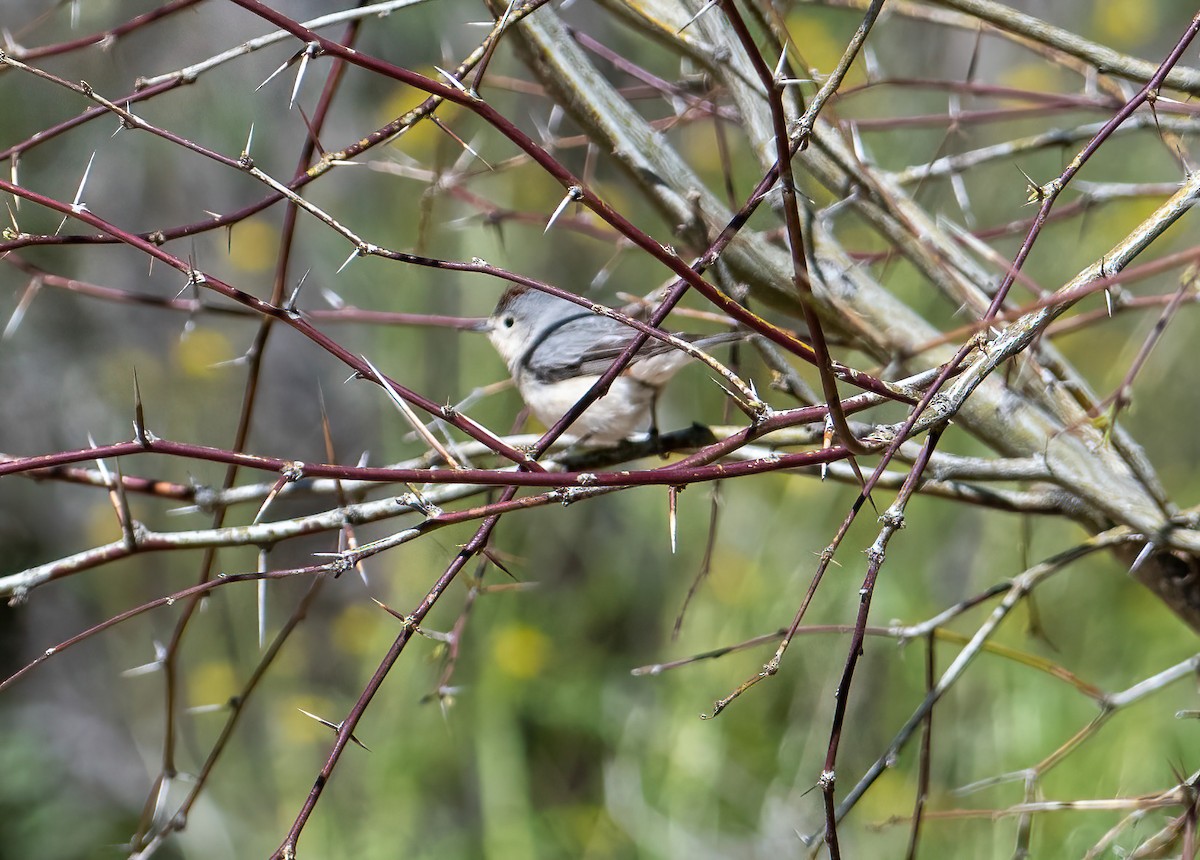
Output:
[{"left": 502, "top": 315, "right": 515, "bottom": 328}]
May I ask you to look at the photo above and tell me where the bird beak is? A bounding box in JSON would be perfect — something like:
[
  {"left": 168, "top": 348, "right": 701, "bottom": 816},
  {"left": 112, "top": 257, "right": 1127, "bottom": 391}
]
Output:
[{"left": 469, "top": 317, "right": 493, "bottom": 333}]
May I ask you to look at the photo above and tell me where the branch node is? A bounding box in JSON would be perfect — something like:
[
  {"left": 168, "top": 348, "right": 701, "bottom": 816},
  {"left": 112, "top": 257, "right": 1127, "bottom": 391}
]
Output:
[{"left": 878, "top": 507, "right": 905, "bottom": 530}]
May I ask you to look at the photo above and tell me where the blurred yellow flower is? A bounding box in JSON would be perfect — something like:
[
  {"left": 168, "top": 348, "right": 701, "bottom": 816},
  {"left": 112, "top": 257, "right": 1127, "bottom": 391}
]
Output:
[
  {"left": 188, "top": 660, "right": 237, "bottom": 708},
  {"left": 1094, "top": 0, "right": 1156, "bottom": 48},
  {"left": 228, "top": 218, "right": 279, "bottom": 272},
  {"left": 492, "top": 623, "right": 550, "bottom": 679},
  {"left": 174, "top": 328, "right": 234, "bottom": 378}
]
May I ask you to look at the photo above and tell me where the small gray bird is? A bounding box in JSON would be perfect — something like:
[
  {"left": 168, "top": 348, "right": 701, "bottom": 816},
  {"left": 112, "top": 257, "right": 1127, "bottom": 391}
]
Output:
[{"left": 482, "top": 286, "right": 740, "bottom": 443}]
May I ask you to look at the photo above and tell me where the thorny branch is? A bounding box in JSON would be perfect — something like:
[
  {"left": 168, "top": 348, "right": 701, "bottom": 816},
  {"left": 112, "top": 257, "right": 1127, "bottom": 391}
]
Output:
[{"left": 2, "top": 1, "right": 1200, "bottom": 857}]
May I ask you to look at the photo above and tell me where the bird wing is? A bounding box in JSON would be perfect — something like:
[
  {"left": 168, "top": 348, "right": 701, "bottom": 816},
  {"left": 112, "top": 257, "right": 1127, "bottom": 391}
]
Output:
[{"left": 524, "top": 318, "right": 740, "bottom": 383}]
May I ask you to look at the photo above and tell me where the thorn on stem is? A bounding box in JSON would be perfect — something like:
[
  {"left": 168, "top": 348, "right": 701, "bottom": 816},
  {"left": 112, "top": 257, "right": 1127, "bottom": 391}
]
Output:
[
  {"left": 545, "top": 185, "right": 584, "bottom": 233},
  {"left": 677, "top": 0, "right": 719, "bottom": 34}
]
